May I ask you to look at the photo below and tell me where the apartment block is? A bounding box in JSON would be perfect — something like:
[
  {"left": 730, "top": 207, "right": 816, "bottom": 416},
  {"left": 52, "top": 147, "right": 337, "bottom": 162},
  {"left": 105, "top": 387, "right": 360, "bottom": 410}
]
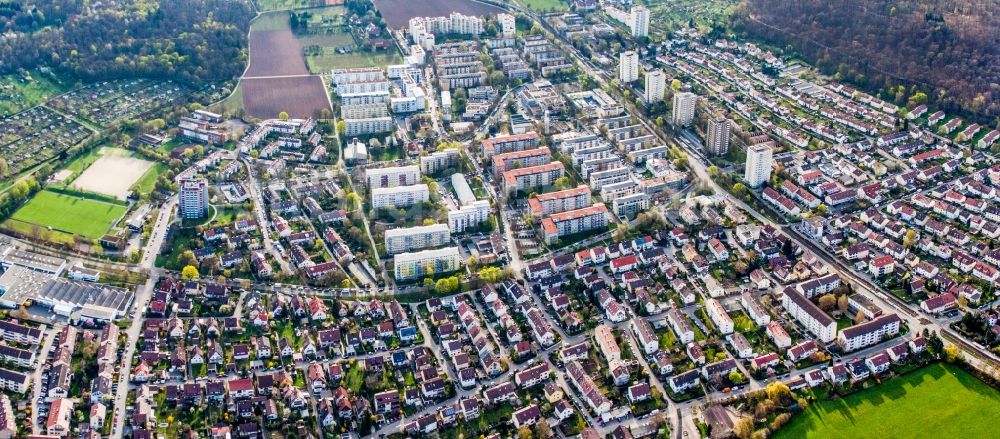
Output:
[
  {"left": 384, "top": 223, "right": 451, "bottom": 255},
  {"left": 366, "top": 165, "right": 421, "bottom": 189},
  {"left": 837, "top": 314, "right": 901, "bottom": 352},
  {"left": 394, "top": 247, "right": 462, "bottom": 281},
  {"left": 371, "top": 184, "right": 430, "bottom": 209},
  {"left": 503, "top": 162, "right": 565, "bottom": 195},
  {"left": 744, "top": 143, "right": 773, "bottom": 188},
  {"left": 481, "top": 132, "right": 541, "bottom": 157},
  {"left": 540, "top": 204, "right": 609, "bottom": 244},
  {"left": 781, "top": 288, "right": 837, "bottom": 343},
  {"left": 448, "top": 200, "right": 491, "bottom": 233},
  {"left": 611, "top": 192, "right": 650, "bottom": 218},
  {"left": 527, "top": 185, "right": 592, "bottom": 217},
  {"left": 492, "top": 147, "right": 552, "bottom": 174},
  {"left": 420, "top": 149, "right": 460, "bottom": 175},
  {"left": 619, "top": 51, "right": 639, "bottom": 83},
  {"left": 672, "top": 92, "right": 696, "bottom": 127}
]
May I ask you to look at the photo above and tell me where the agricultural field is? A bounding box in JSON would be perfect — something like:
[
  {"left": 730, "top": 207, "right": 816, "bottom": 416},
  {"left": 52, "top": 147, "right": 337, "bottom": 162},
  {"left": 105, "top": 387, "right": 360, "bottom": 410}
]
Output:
[
  {"left": 5, "top": 189, "right": 128, "bottom": 240},
  {"left": 373, "top": 0, "right": 503, "bottom": 28},
  {"left": 242, "top": 76, "right": 330, "bottom": 119},
  {"left": 0, "top": 71, "right": 68, "bottom": 117},
  {"left": 47, "top": 79, "right": 192, "bottom": 128},
  {"left": 247, "top": 14, "right": 310, "bottom": 77},
  {"left": 0, "top": 105, "right": 94, "bottom": 176},
  {"left": 775, "top": 363, "right": 1000, "bottom": 439}
]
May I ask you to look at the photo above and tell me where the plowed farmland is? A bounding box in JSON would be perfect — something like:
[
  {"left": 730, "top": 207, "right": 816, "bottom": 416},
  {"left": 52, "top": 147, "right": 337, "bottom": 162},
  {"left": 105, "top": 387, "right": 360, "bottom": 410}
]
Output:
[
  {"left": 246, "top": 30, "right": 310, "bottom": 77},
  {"left": 242, "top": 76, "right": 330, "bottom": 119}
]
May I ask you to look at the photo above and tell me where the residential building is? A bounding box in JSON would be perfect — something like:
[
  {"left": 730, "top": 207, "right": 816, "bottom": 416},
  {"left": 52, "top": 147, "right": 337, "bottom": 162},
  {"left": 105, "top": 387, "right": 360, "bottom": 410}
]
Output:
[
  {"left": 619, "top": 51, "right": 639, "bottom": 83},
  {"left": 528, "top": 185, "right": 592, "bottom": 217},
  {"left": 498, "top": 13, "right": 515, "bottom": 38},
  {"left": 448, "top": 200, "right": 491, "bottom": 233},
  {"left": 629, "top": 6, "right": 649, "bottom": 37},
  {"left": 394, "top": 247, "right": 462, "bottom": 281},
  {"left": 481, "top": 132, "right": 541, "bottom": 157},
  {"left": 705, "top": 298, "right": 734, "bottom": 334},
  {"left": 672, "top": 92, "right": 696, "bottom": 127},
  {"left": 837, "top": 314, "right": 901, "bottom": 352},
  {"left": 781, "top": 288, "right": 837, "bottom": 343},
  {"left": 178, "top": 178, "right": 209, "bottom": 219},
  {"left": 371, "top": 184, "right": 430, "bottom": 209},
  {"left": 540, "top": 204, "right": 610, "bottom": 244},
  {"left": 420, "top": 149, "right": 460, "bottom": 175},
  {"left": 745, "top": 143, "right": 773, "bottom": 188},
  {"left": 503, "top": 162, "right": 565, "bottom": 195},
  {"left": 366, "top": 165, "right": 421, "bottom": 189},
  {"left": 705, "top": 116, "right": 731, "bottom": 156},
  {"left": 492, "top": 147, "right": 552, "bottom": 174},
  {"left": 611, "top": 192, "right": 650, "bottom": 218},
  {"left": 644, "top": 69, "right": 666, "bottom": 103},
  {"left": 384, "top": 224, "right": 451, "bottom": 255}
]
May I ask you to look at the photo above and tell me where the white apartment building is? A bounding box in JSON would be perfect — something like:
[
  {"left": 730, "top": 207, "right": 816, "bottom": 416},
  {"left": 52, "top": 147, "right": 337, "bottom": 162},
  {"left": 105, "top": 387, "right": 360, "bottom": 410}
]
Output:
[
  {"left": 332, "top": 67, "right": 384, "bottom": 85},
  {"left": 837, "top": 314, "right": 901, "bottom": 352},
  {"left": 706, "top": 117, "right": 731, "bottom": 156},
  {"left": 343, "top": 117, "right": 393, "bottom": 136},
  {"left": 600, "top": 179, "right": 639, "bottom": 203},
  {"left": 667, "top": 308, "right": 694, "bottom": 344},
  {"left": 498, "top": 13, "right": 515, "bottom": 38},
  {"left": 644, "top": 69, "right": 666, "bottom": 103},
  {"left": 744, "top": 143, "right": 773, "bottom": 188},
  {"left": 540, "top": 203, "right": 609, "bottom": 244},
  {"left": 782, "top": 289, "right": 837, "bottom": 343},
  {"left": 527, "top": 185, "right": 592, "bottom": 217},
  {"left": 384, "top": 223, "right": 451, "bottom": 255},
  {"left": 451, "top": 173, "right": 478, "bottom": 206},
  {"left": 611, "top": 192, "right": 650, "bottom": 218},
  {"left": 420, "top": 149, "right": 460, "bottom": 175},
  {"left": 588, "top": 166, "right": 631, "bottom": 190},
  {"left": 619, "top": 51, "right": 639, "bottom": 83},
  {"left": 340, "top": 102, "right": 389, "bottom": 120},
  {"left": 672, "top": 92, "right": 696, "bottom": 127},
  {"left": 630, "top": 6, "right": 649, "bottom": 37},
  {"left": 371, "top": 184, "right": 429, "bottom": 209},
  {"left": 448, "top": 200, "right": 491, "bottom": 233},
  {"left": 366, "top": 165, "right": 421, "bottom": 189},
  {"left": 179, "top": 177, "right": 209, "bottom": 219},
  {"left": 705, "top": 298, "right": 734, "bottom": 335},
  {"left": 394, "top": 246, "right": 462, "bottom": 281}
]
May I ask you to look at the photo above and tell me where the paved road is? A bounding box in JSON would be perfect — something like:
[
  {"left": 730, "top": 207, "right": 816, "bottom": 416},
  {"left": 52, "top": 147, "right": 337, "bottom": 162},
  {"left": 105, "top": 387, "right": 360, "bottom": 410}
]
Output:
[
  {"left": 109, "top": 196, "right": 175, "bottom": 439},
  {"left": 29, "top": 327, "right": 58, "bottom": 435}
]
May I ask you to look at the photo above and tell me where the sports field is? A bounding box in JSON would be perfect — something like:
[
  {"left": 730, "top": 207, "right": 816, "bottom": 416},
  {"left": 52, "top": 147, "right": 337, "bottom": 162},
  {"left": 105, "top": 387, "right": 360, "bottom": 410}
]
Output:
[
  {"left": 7, "top": 190, "right": 127, "bottom": 239},
  {"left": 774, "top": 363, "right": 1000, "bottom": 439}
]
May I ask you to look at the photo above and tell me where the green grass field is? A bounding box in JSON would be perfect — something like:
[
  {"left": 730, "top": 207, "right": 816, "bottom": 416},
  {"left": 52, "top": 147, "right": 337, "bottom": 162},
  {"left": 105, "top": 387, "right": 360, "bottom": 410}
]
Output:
[
  {"left": 305, "top": 50, "right": 403, "bottom": 72},
  {"left": 518, "top": 0, "right": 569, "bottom": 10},
  {"left": 7, "top": 190, "right": 127, "bottom": 239},
  {"left": 775, "top": 363, "right": 1000, "bottom": 439},
  {"left": 0, "top": 71, "right": 67, "bottom": 117},
  {"left": 251, "top": 11, "right": 292, "bottom": 32}
]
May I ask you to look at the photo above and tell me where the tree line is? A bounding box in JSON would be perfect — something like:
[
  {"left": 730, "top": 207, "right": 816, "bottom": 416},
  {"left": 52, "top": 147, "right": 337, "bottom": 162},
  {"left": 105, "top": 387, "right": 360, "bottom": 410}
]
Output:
[
  {"left": 732, "top": 0, "right": 1000, "bottom": 125},
  {"left": 0, "top": 0, "right": 254, "bottom": 85}
]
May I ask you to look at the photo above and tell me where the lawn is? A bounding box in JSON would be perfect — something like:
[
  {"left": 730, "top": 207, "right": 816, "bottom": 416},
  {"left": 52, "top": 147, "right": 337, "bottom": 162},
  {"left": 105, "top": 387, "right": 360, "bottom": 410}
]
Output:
[
  {"left": 305, "top": 50, "right": 403, "bottom": 72},
  {"left": 134, "top": 162, "right": 169, "bottom": 194},
  {"left": 519, "top": 0, "right": 569, "bottom": 10},
  {"left": 7, "top": 190, "right": 127, "bottom": 239},
  {"left": 775, "top": 363, "right": 1000, "bottom": 439}
]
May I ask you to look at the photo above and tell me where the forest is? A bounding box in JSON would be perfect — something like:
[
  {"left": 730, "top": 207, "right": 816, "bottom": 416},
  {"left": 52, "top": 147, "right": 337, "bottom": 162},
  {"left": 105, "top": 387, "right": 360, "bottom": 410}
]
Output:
[
  {"left": 0, "top": 0, "right": 254, "bottom": 85},
  {"left": 732, "top": 0, "right": 1000, "bottom": 123}
]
